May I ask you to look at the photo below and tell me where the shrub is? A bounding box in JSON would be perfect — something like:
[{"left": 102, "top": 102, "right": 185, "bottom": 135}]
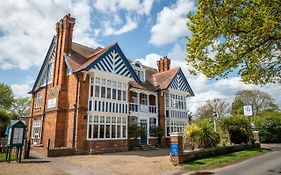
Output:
[
  {"left": 128, "top": 124, "right": 145, "bottom": 140},
  {"left": 221, "top": 115, "right": 252, "bottom": 144},
  {"left": 184, "top": 123, "right": 201, "bottom": 150},
  {"left": 150, "top": 126, "right": 165, "bottom": 145},
  {"left": 184, "top": 119, "right": 220, "bottom": 149},
  {"left": 197, "top": 119, "right": 220, "bottom": 148},
  {"left": 253, "top": 111, "right": 281, "bottom": 143}
]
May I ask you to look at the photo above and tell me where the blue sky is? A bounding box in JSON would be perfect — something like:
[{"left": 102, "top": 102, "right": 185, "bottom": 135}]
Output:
[{"left": 0, "top": 0, "right": 280, "bottom": 113}]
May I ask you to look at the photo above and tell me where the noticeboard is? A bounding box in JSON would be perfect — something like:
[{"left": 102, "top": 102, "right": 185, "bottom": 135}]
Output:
[{"left": 170, "top": 143, "right": 179, "bottom": 156}]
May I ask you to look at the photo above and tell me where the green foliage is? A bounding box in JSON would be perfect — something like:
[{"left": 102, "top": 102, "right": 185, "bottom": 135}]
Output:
[
  {"left": 184, "top": 123, "right": 201, "bottom": 150},
  {"left": 128, "top": 124, "right": 145, "bottom": 140},
  {"left": 0, "top": 109, "right": 11, "bottom": 137},
  {"left": 253, "top": 111, "right": 281, "bottom": 143},
  {"left": 197, "top": 98, "right": 228, "bottom": 120},
  {"left": 150, "top": 126, "right": 164, "bottom": 138},
  {"left": 11, "top": 97, "right": 31, "bottom": 118},
  {"left": 185, "top": 119, "right": 220, "bottom": 149},
  {"left": 221, "top": 115, "right": 252, "bottom": 144},
  {"left": 186, "top": 0, "right": 281, "bottom": 84},
  {"left": 0, "top": 83, "right": 14, "bottom": 110},
  {"left": 197, "top": 119, "right": 220, "bottom": 148}
]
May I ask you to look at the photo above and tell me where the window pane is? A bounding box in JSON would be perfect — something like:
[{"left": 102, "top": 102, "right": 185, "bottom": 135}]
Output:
[
  {"left": 131, "top": 91, "right": 138, "bottom": 103},
  {"left": 88, "top": 124, "right": 92, "bottom": 138},
  {"left": 95, "top": 85, "right": 100, "bottom": 97},
  {"left": 101, "top": 87, "right": 106, "bottom": 98},
  {"left": 106, "top": 125, "right": 110, "bottom": 138},
  {"left": 122, "top": 126, "right": 126, "bottom": 138},
  {"left": 118, "top": 90, "right": 122, "bottom": 100},
  {"left": 100, "top": 116, "right": 105, "bottom": 123},
  {"left": 112, "top": 89, "right": 117, "bottom": 100},
  {"left": 107, "top": 88, "right": 111, "bottom": 99},
  {"left": 93, "top": 124, "right": 98, "bottom": 138},
  {"left": 117, "top": 117, "right": 121, "bottom": 124},
  {"left": 122, "top": 90, "right": 126, "bottom": 101},
  {"left": 112, "top": 125, "right": 116, "bottom": 138},
  {"left": 90, "top": 85, "right": 93, "bottom": 97},
  {"left": 100, "top": 125, "right": 105, "bottom": 138},
  {"left": 94, "top": 116, "right": 99, "bottom": 122},
  {"left": 117, "top": 125, "right": 121, "bottom": 138},
  {"left": 88, "top": 101, "right": 92, "bottom": 111}
]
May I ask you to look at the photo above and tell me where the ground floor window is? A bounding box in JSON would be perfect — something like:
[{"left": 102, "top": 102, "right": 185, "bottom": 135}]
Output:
[
  {"left": 166, "top": 120, "right": 187, "bottom": 136},
  {"left": 149, "top": 118, "right": 157, "bottom": 137},
  {"left": 32, "top": 120, "right": 41, "bottom": 144},
  {"left": 87, "top": 115, "right": 127, "bottom": 140}
]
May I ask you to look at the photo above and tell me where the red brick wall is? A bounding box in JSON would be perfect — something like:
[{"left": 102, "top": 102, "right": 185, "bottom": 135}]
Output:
[{"left": 84, "top": 140, "right": 128, "bottom": 154}]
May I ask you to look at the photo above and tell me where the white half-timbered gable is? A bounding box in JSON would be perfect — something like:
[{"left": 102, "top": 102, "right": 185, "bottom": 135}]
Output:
[{"left": 168, "top": 69, "right": 193, "bottom": 95}]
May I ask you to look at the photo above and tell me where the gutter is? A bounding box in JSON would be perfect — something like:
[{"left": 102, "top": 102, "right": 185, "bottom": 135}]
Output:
[{"left": 72, "top": 74, "right": 79, "bottom": 149}]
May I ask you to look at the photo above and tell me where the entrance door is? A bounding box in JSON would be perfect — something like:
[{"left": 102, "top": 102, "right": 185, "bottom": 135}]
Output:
[
  {"left": 32, "top": 120, "right": 41, "bottom": 144},
  {"left": 140, "top": 120, "right": 147, "bottom": 145}
]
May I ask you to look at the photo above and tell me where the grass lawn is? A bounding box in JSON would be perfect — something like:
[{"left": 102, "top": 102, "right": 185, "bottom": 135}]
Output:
[
  {"left": 182, "top": 148, "right": 270, "bottom": 170},
  {"left": 0, "top": 152, "right": 16, "bottom": 162}
]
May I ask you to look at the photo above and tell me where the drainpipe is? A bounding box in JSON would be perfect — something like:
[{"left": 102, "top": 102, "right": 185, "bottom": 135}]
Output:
[
  {"left": 41, "top": 64, "right": 50, "bottom": 144},
  {"left": 72, "top": 74, "right": 79, "bottom": 149}
]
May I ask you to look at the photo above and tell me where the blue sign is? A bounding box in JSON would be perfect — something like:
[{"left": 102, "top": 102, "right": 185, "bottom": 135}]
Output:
[{"left": 170, "top": 143, "right": 179, "bottom": 156}]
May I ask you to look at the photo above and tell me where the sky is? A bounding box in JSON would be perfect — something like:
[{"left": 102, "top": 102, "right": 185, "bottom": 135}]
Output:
[{"left": 0, "top": 0, "right": 280, "bottom": 114}]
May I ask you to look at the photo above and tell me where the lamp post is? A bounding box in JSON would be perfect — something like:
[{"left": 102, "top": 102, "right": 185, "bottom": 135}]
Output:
[{"left": 212, "top": 111, "right": 217, "bottom": 132}]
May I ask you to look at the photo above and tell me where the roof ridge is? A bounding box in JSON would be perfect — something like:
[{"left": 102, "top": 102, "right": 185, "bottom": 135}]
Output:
[
  {"left": 72, "top": 41, "right": 98, "bottom": 51},
  {"left": 153, "top": 67, "right": 180, "bottom": 76},
  {"left": 87, "top": 42, "right": 117, "bottom": 59}
]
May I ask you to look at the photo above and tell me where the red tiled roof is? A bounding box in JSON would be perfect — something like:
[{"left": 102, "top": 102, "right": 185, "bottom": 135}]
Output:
[{"left": 152, "top": 67, "right": 180, "bottom": 89}]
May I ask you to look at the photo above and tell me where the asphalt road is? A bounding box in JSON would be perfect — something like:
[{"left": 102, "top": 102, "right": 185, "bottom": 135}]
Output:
[
  {"left": 213, "top": 147, "right": 281, "bottom": 175},
  {"left": 186, "top": 145, "right": 281, "bottom": 175}
]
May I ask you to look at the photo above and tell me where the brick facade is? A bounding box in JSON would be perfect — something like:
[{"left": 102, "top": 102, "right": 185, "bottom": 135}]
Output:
[{"left": 29, "top": 14, "right": 194, "bottom": 154}]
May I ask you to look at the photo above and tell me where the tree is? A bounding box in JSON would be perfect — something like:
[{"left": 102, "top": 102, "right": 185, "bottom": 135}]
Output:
[
  {"left": 0, "top": 83, "right": 14, "bottom": 110},
  {"left": 11, "top": 97, "right": 31, "bottom": 118},
  {"left": 0, "top": 109, "right": 11, "bottom": 137},
  {"left": 186, "top": 0, "right": 281, "bottom": 84},
  {"left": 231, "top": 90, "right": 279, "bottom": 115},
  {"left": 197, "top": 98, "right": 229, "bottom": 119}
]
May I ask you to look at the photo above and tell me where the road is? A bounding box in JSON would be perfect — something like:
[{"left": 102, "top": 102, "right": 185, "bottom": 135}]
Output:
[{"left": 186, "top": 144, "right": 281, "bottom": 175}]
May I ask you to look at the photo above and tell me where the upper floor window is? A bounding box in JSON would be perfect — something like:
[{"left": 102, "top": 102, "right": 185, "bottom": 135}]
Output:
[
  {"left": 35, "top": 91, "right": 42, "bottom": 108},
  {"left": 133, "top": 62, "right": 145, "bottom": 82}
]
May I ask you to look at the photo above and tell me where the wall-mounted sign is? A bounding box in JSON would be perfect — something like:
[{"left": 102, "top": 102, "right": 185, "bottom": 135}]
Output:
[
  {"left": 170, "top": 143, "right": 179, "bottom": 156},
  {"left": 139, "top": 105, "right": 148, "bottom": 113},
  {"left": 244, "top": 105, "right": 253, "bottom": 116},
  {"left": 48, "top": 98, "right": 57, "bottom": 108}
]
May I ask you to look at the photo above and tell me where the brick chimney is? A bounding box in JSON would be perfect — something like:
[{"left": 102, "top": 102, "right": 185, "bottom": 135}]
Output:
[
  {"left": 53, "top": 14, "right": 75, "bottom": 87},
  {"left": 157, "top": 56, "right": 171, "bottom": 73}
]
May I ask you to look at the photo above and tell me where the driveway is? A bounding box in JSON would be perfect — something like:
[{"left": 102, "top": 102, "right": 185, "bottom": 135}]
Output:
[{"left": 0, "top": 148, "right": 186, "bottom": 175}]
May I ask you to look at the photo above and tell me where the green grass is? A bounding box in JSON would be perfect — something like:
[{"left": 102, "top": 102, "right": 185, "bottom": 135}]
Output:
[
  {"left": 0, "top": 152, "right": 16, "bottom": 162},
  {"left": 182, "top": 148, "right": 270, "bottom": 170}
]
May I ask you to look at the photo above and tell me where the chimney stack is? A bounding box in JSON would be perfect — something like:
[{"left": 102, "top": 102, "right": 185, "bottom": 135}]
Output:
[
  {"left": 157, "top": 56, "right": 171, "bottom": 73},
  {"left": 54, "top": 14, "right": 75, "bottom": 87}
]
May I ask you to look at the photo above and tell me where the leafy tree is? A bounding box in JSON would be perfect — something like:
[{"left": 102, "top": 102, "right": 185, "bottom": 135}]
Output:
[
  {"left": 221, "top": 115, "right": 252, "bottom": 144},
  {"left": 128, "top": 124, "right": 145, "bottom": 147},
  {"left": 252, "top": 111, "right": 281, "bottom": 143},
  {"left": 0, "top": 83, "right": 14, "bottom": 110},
  {"left": 11, "top": 97, "right": 31, "bottom": 118},
  {"left": 231, "top": 90, "right": 279, "bottom": 115},
  {"left": 197, "top": 98, "right": 229, "bottom": 119},
  {"left": 186, "top": 0, "right": 281, "bottom": 84},
  {"left": 0, "top": 109, "right": 11, "bottom": 137}
]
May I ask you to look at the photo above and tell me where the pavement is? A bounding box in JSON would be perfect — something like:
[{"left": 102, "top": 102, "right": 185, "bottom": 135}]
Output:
[{"left": 185, "top": 144, "right": 281, "bottom": 175}]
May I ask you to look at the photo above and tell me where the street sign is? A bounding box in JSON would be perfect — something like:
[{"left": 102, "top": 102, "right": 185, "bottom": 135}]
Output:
[{"left": 244, "top": 105, "right": 253, "bottom": 116}]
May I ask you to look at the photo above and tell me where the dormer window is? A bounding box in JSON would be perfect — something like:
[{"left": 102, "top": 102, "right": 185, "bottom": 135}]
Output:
[{"left": 133, "top": 61, "right": 145, "bottom": 82}]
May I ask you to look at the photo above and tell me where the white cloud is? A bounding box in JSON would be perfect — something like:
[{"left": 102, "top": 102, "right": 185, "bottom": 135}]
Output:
[
  {"left": 135, "top": 53, "right": 161, "bottom": 69},
  {"left": 93, "top": 0, "right": 155, "bottom": 36},
  {"left": 0, "top": 0, "right": 99, "bottom": 70},
  {"left": 11, "top": 76, "right": 34, "bottom": 97},
  {"left": 104, "top": 16, "right": 138, "bottom": 36},
  {"left": 149, "top": 0, "right": 196, "bottom": 46}
]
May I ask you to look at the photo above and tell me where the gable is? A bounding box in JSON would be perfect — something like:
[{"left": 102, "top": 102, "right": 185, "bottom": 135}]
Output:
[
  {"left": 29, "top": 37, "right": 56, "bottom": 93},
  {"left": 168, "top": 69, "right": 194, "bottom": 96},
  {"left": 83, "top": 43, "right": 140, "bottom": 83}
]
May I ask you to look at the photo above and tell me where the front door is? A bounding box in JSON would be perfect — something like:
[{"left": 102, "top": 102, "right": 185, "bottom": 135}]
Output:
[{"left": 140, "top": 120, "right": 147, "bottom": 145}]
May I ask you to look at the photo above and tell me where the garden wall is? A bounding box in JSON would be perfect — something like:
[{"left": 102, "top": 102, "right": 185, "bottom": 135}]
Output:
[
  {"left": 47, "top": 148, "right": 75, "bottom": 157},
  {"left": 182, "top": 143, "right": 260, "bottom": 162}
]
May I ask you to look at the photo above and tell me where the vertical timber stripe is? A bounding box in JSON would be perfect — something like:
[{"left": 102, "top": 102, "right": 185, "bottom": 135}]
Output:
[
  {"left": 93, "top": 49, "right": 132, "bottom": 78},
  {"left": 169, "top": 72, "right": 190, "bottom": 93}
]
